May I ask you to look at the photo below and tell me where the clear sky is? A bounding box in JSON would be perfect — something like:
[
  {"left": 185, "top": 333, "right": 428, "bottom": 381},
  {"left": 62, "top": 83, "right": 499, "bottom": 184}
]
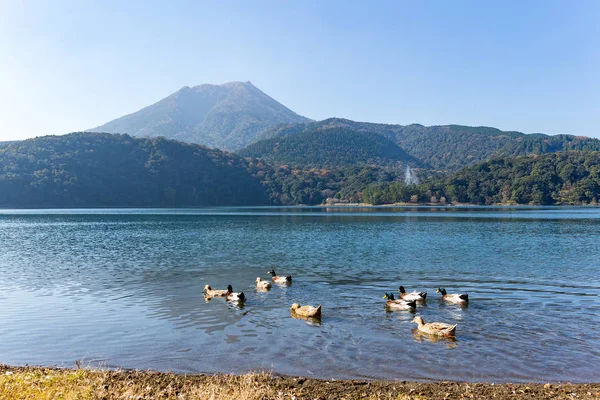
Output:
[{"left": 0, "top": 0, "right": 598, "bottom": 141}]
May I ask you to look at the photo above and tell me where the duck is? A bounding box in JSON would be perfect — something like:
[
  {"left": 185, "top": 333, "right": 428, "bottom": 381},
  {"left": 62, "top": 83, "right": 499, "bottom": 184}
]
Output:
[
  {"left": 383, "top": 292, "right": 416, "bottom": 310},
  {"left": 226, "top": 285, "right": 246, "bottom": 303},
  {"left": 436, "top": 288, "right": 469, "bottom": 304},
  {"left": 267, "top": 269, "right": 292, "bottom": 284},
  {"left": 398, "top": 285, "right": 427, "bottom": 302},
  {"left": 203, "top": 284, "right": 228, "bottom": 297},
  {"left": 255, "top": 277, "right": 272, "bottom": 290},
  {"left": 412, "top": 316, "right": 456, "bottom": 337},
  {"left": 290, "top": 303, "right": 321, "bottom": 318}
]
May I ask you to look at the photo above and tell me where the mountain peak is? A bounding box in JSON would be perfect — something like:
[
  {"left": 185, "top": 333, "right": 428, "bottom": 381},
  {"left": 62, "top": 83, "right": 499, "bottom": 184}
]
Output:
[
  {"left": 89, "top": 82, "right": 311, "bottom": 150},
  {"left": 221, "top": 80, "right": 253, "bottom": 87},
  {"left": 188, "top": 81, "right": 254, "bottom": 91}
]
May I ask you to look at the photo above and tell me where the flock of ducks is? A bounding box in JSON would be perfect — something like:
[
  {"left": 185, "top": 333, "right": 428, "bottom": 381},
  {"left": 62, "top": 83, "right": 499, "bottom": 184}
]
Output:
[
  {"left": 203, "top": 271, "right": 468, "bottom": 338},
  {"left": 383, "top": 286, "right": 468, "bottom": 337}
]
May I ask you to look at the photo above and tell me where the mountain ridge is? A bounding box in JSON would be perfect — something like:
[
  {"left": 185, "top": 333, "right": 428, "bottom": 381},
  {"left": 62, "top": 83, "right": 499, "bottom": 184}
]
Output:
[
  {"left": 253, "top": 118, "right": 599, "bottom": 171},
  {"left": 2, "top": 132, "right": 600, "bottom": 207},
  {"left": 88, "top": 82, "right": 599, "bottom": 171},
  {"left": 238, "top": 126, "right": 423, "bottom": 168}
]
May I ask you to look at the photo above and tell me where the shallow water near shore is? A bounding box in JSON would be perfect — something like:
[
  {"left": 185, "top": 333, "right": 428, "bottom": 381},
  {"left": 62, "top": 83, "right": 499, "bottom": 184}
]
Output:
[{"left": 0, "top": 206, "right": 599, "bottom": 382}]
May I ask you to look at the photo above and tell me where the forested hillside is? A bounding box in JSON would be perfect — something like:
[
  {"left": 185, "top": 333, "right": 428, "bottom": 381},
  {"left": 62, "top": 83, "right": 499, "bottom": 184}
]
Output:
[
  {"left": 238, "top": 127, "right": 419, "bottom": 167},
  {"left": 2, "top": 134, "right": 599, "bottom": 208},
  {"left": 245, "top": 161, "right": 402, "bottom": 205},
  {"left": 362, "top": 152, "right": 600, "bottom": 205},
  {"left": 0, "top": 133, "right": 268, "bottom": 207},
  {"left": 0, "top": 132, "right": 404, "bottom": 207},
  {"left": 257, "top": 118, "right": 600, "bottom": 171},
  {"left": 496, "top": 135, "right": 600, "bottom": 157}
]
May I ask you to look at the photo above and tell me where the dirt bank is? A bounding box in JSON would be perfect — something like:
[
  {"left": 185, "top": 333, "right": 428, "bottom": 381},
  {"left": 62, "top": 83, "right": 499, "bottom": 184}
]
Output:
[{"left": 1, "top": 365, "right": 598, "bottom": 399}]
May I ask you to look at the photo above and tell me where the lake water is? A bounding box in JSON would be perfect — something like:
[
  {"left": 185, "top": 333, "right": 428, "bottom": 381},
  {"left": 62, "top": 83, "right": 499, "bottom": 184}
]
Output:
[{"left": 0, "top": 206, "right": 599, "bottom": 383}]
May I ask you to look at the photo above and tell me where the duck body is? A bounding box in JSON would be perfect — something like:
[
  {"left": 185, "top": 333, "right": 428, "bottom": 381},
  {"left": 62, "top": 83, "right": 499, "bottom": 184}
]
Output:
[
  {"left": 383, "top": 293, "right": 416, "bottom": 310},
  {"left": 412, "top": 316, "right": 456, "bottom": 337},
  {"left": 255, "top": 277, "right": 272, "bottom": 290},
  {"left": 398, "top": 285, "right": 427, "bottom": 302},
  {"left": 268, "top": 269, "right": 292, "bottom": 284},
  {"left": 436, "top": 288, "right": 469, "bottom": 304},
  {"left": 290, "top": 303, "right": 321, "bottom": 318},
  {"left": 203, "top": 285, "right": 228, "bottom": 297},
  {"left": 226, "top": 285, "right": 246, "bottom": 303}
]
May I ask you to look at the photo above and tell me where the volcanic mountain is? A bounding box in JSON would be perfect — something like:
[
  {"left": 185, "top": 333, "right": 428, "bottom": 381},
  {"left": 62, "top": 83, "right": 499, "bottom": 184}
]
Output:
[{"left": 89, "top": 81, "right": 311, "bottom": 150}]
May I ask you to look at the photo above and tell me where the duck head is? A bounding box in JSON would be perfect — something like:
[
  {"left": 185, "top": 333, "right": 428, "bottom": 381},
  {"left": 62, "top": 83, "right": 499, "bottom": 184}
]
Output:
[
  {"left": 227, "top": 284, "right": 233, "bottom": 294},
  {"left": 436, "top": 288, "right": 447, "bottom": 295},
  {"left": 398, "top": 285, "right": 406, "bottom": 293},
  {"left": 383, "top": 292, "right": 395, "bottom": 300},
  {"left": 412, "top": 316, "right": 424, "bottom": 325},
  {"left": 256, "top": 277, "right": 263, "bottom": 283},
  {"left": 203, "top": 285, "right": 211, "bottom": 292},
  {"left": 267, "top": 269, "right": 276, "bottom": 276},
  {"left": 290, "top": 303, "right": 300, "bottom": 310}
]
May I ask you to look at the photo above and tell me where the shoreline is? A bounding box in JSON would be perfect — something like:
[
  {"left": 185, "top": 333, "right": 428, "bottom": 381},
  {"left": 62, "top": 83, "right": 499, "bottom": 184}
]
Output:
[
  {"left": 1, "top": 365, "right": 599, "bottom": 399},
  {"left": 325, "top": 202, "right": 600, "bottom": 207},
  {"left": 1, "top": 203, "right": 600, "bottom": 210}
]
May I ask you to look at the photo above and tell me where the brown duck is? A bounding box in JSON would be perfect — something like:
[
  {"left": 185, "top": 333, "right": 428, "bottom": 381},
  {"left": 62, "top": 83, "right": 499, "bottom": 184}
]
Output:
[
  {"left": 290, "top": 303, "right": 321, "bottom": 318},
  {"left": 203, "top": 285, "right": 228, "bottom": 297},
  {"left": 412, "top": 316, "right": 456, "bottom": 337},
  {"left": 255, "top": 277, "right": 272, "bottom": 290}
]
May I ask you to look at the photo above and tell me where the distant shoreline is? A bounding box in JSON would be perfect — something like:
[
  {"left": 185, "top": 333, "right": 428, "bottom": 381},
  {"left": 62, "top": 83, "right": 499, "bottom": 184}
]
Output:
[
  {"left": 1, "top": 203, "right": 598, "bottom": 210},
  {"left": 1, "top": 365, "right": 598, "bottom": 399},
  {"left": 323, "top": 202, "right": 599, "bottom": 207}
]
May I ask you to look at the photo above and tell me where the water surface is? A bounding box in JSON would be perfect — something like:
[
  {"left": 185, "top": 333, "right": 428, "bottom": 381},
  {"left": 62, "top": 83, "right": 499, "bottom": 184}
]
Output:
[{"left": 0, "top": 206, "right": 599, "bottom": 382}]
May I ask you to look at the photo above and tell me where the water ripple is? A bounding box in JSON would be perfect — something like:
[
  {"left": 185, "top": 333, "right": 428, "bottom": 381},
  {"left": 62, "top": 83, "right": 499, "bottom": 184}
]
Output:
[{"left": 0, "top": 207, "right": 599, "bottom": 382}]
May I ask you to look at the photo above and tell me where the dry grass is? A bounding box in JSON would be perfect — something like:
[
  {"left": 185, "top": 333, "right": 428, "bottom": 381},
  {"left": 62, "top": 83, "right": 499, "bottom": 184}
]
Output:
[
  {"left": 1, "top": 365, "right": 599, "bottom": 400},
  {"left": 0, "top": 368, "right": 94, "bottom": 400},
  {"left": 0, "top": 368, "right": 290, "bottom": 400}
]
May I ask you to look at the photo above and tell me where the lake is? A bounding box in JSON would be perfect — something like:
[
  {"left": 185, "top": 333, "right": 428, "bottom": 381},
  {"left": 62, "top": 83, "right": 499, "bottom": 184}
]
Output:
[{"left": 0, "top": 206, "right": 599, "bottom": 382}]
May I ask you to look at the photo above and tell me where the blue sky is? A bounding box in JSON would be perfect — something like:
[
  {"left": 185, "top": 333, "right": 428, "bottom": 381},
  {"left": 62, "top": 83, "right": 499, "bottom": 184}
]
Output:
[{"left": 0, "top": 0, "right": 598, "bottom": 141}]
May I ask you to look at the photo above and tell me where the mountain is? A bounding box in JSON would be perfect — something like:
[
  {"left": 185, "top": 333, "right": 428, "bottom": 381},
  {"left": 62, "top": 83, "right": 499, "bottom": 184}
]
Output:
[
  {"left": 88, "top": 81, "right": 311, "bottom": 151},
  {"left": 256, "top": 118, "right": 600, "bottom": 171},
  {"left": 88, "top": 83, "right": 599, "bottom": 170},
  {"left": 238, "top": 127, "right": 420, "bottom": 168},
  {"left": 0, "top": 133, "right": 268, "bottom": 207}
]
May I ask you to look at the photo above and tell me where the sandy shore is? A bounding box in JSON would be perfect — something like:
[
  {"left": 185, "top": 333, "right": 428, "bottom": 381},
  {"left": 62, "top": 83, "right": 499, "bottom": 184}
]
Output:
[{"left": 1, "top": 365, "right": 599, "bottom": 399}]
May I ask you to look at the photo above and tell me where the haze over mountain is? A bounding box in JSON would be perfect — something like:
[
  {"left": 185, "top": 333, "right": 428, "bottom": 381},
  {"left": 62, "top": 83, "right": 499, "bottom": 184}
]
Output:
[{"left": 89, "top": 81, "right": 311, "bottom": 150}]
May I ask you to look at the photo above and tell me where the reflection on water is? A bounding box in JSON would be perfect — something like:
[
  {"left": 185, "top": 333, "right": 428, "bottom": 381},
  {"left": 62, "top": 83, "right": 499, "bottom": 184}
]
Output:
[
  {"left": 384, "top": 305, "right": 418, "bottom": 314},
  {"left": 412, "top": 329, "right": 459, "bottom": 348},
  {"left": 0, "top": 206, "right": 599, "bottom": 382},
  {"left": 290, "top": 312, "right": 322, "bottom": 326}
]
